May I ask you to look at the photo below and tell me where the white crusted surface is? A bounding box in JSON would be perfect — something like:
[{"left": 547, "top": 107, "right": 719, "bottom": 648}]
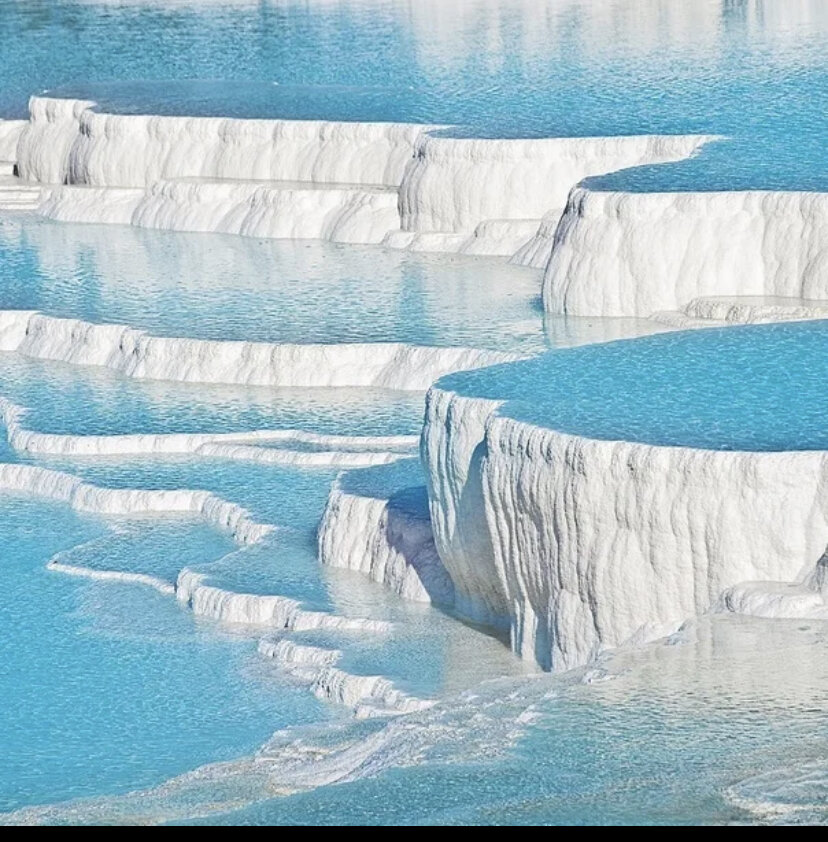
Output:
[
  {"left": 38, "top": 185, "right": 144, "bottom": 224},
  {"left": 422, "top": 388, "right": 509, "bottom": 627},
  {"left": 131, "top": 179, "right": 401, "bottom": 243},
  {"left": 652, "top": 295, "right": 828, "bottom": 328},
  {"left": 0, "top": 310, "right": 515, "bottom": 391},
  {"left": 18, "top": 96, "right": 714, "bottom": 263},
  {"left": 0, "top": 461, "right": 271, "bottom": 544},
  {"left": 399, "top": 133, "right": 712, "bottom": 235},
  {"left": 319, "top": 478, "right": 453, "bottom": 605},
  {"left": 18, "top": 97, "right": 429, "bottom": 188},
  {"left": 0, "top": 120, "right": 26, "bottom": 162},
  {"left": 544, "top": 188, "right": 828, "bottom": 317},
  {"left": 423, "top": 385, "right": 828, "bottom": 670}
]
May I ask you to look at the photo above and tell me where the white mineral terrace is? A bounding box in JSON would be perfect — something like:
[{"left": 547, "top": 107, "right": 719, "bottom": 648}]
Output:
[
  {"left": 0, "top": 90, "right": 825, "bottom": 676},
  {"left": 0, "top": 309, "right": 514, "bottom": 391},
  {"left": 422, "top": 385, "right": 828, "bottom": 670},
  {"left": 2, "top": 96, "right": 710, "bottom": 272}
]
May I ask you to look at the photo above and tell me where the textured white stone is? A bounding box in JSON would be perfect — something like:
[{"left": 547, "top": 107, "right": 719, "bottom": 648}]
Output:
[
  {"left": 383, "top": 218, "right": 541, "bottom": 258},
  {"left": 0, "top": 461, "right": 271, "bottom": 544},
  {"left": 399, "top": 133, "right": 712, "bottom": 236},
  {"left": 0, "top": 310, "right": 514, "bottom": 391},
  {"left": 310, "top": 667, "right": 434, "bottom": 719},
  {"left": 319, "top": 478, "right": 453, "bottom": 605},
  {"left": 0, "top": 120, "right": 26, "bottom": 162},
  {"left": 256, "top": 637, "right": 431, "bottom": 717},
  {"left": 175, "top": 568, "right": 391, "bottom": 634},
  {"left": 38, "top": 185, "right": 144, "bottom": 224},
  {"left": 421, "top": 388, "right": 510, "bottom": 628},
  {"left": 423, "top": 385, "right": 828, "bottom": 670},
  {"left": 133, "top": 179, "right": 400, "bottom": 243},
  {"left": 652, "top": 295, "right": 828, "bottom": 328},
  {"left": 16, "top": 97, "right": 96, "bottom": 184},
  {"left": 717, "top": 547, "right": 828, "bottom": 620},
  {"left": 18, "top": 97, "right": 429, "bottom": 188},
  {"left": 509, "top": 210, "right": 563, "bottom": 268},
  {"left": 544, "top": 187, "right": 828, "bottom": 317},
  {"left": 19, "top": 96, "right": 713, "bottom": 262},
  {"left": 257, "top": 638, "right": 342, "bottom": 667}
]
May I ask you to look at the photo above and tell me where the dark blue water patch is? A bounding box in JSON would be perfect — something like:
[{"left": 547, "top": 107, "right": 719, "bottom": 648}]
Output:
[{"left": 437, "top": 321, "right": 828, "bottom": 452}]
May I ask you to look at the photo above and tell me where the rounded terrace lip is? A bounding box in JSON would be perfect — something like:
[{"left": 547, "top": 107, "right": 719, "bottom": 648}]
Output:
[{"left": 438, "top": 321, "right": 828, "bottom": 453}]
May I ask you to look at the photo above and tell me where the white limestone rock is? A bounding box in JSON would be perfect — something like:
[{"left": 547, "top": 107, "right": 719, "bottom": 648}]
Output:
[
  {"left": 0, "top": 309, "right": 515, "bottom": 391},
  {"left": 318, "top": 461, "right": 454, "bottom": 605},
  {"left": 544, "top": 187, "right": 828, "bottom": 317},
  {"left": 422, "top": 384, "right": 828, "bottom": 670}
]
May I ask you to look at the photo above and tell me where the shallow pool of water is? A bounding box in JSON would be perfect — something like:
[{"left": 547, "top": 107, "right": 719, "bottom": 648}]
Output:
[
  {"left": 2, "top": 0, "right": 825, "bottom": 190},
  {"left": 0, "top": 216, "right": 545, "bottom": 352},
  {"left": 440, "top": 321, "right": 828, "bottom": 451}
]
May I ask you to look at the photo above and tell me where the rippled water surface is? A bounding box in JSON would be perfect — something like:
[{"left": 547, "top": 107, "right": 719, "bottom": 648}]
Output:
[
  {"left": 1, "top": 0, "right": 826, "bottom": 189},
  {"left": 0, "top": 216, "right": 545, "bottom": 351},
  {"left": 441, "top": 321, "right": 828, "bottom": 451},
  {"left": 0, "top": 495, "right": 329, "bottom": 812}
]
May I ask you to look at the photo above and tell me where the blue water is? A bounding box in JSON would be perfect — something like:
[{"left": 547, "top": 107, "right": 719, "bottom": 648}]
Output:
[
  {"left": 0, "top": 216, "right": 545, "bottom": 352},
  {"left": 0, "top": 351, "right": 425, "bottom": 438},
  {"left": 53, "top": 457, "right": 341, "bottom": 606},
  {"left": 0, "top": 494, "right": 330, "bottom": 813},
  {"left": 208, "top": 616, "right": 828, "bottom": 826},
  {"left": 439, "top": 321, "right": 828, "bottom": 452},
  {"left": 20, "top": 613, "right": 823, "bottom": 825},
  {"left": 53, "top": 518, "right": 236, "bottom": 583},
  {"left": 1, "top": 0, "right": 826, "bottom": 190}
]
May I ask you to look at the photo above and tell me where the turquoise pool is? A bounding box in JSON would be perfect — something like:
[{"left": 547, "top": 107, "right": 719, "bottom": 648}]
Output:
[{"left": 439, "top": 322, "right": 828, "bottom": 452}]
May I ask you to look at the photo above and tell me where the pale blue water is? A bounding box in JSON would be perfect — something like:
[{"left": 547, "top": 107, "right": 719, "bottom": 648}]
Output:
[
  {"left": 206, "top": 616, "right": 828, "bottom": 826},
  {"left": 1, "top": 0, "right": 826, "bottom": 190},
  {"left": 439, "top": 321, "right": 828, "bottom": 451},
  {"left": 0, "top": 216, "right": 545, "bottom": 352},
  {"left": 0, "top": 494, "right": 331, "bottom": 813},
  {"left": 0, "top": 351, "right": 424, "bottom": 438},
  {"left": 51, "top": 457, "right": 340, "bottom": 606}
]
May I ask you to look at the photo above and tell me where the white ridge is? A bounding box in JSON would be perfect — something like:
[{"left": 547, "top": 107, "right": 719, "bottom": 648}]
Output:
[
  {"left": 651, "top": 295, "right": 828, "bottom": 328},
  {"left": 175, "top": 568, "right": 391, "bottom": 634},
  {"left": 0, "top": 310, "right": 515, "bottom": 391},
  {"left": 319, "top": 475, "right": 454, "bottom": 605},
  {"left": 257, "top": 638, "right": 431, "bottom": 718},
  {"left": 0, "top": 397, "right": 418, "bottom": 459},
  {"left": 544, "top": 187, "right": 828, "bottom": 318},
  {"left": 0, "top": 462, "right": 392, "bottom": 671},
  {"left": 258, "top": 638, "right": 342, "bottom": 667},
  {"left": 18, "top": 96, "right": 714, "bottom": 262},
  {"left": 0, "top": 396, "right": 416, "bottom": 467},
  {"left": 0, "top": 461, "right": 271, "bottom": 544},
  {"left": 49, "top": 558, "right": 175, "bottom": 596},
  {"left": 310, "top": 667, "right": 434, "bottom": 719}
]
